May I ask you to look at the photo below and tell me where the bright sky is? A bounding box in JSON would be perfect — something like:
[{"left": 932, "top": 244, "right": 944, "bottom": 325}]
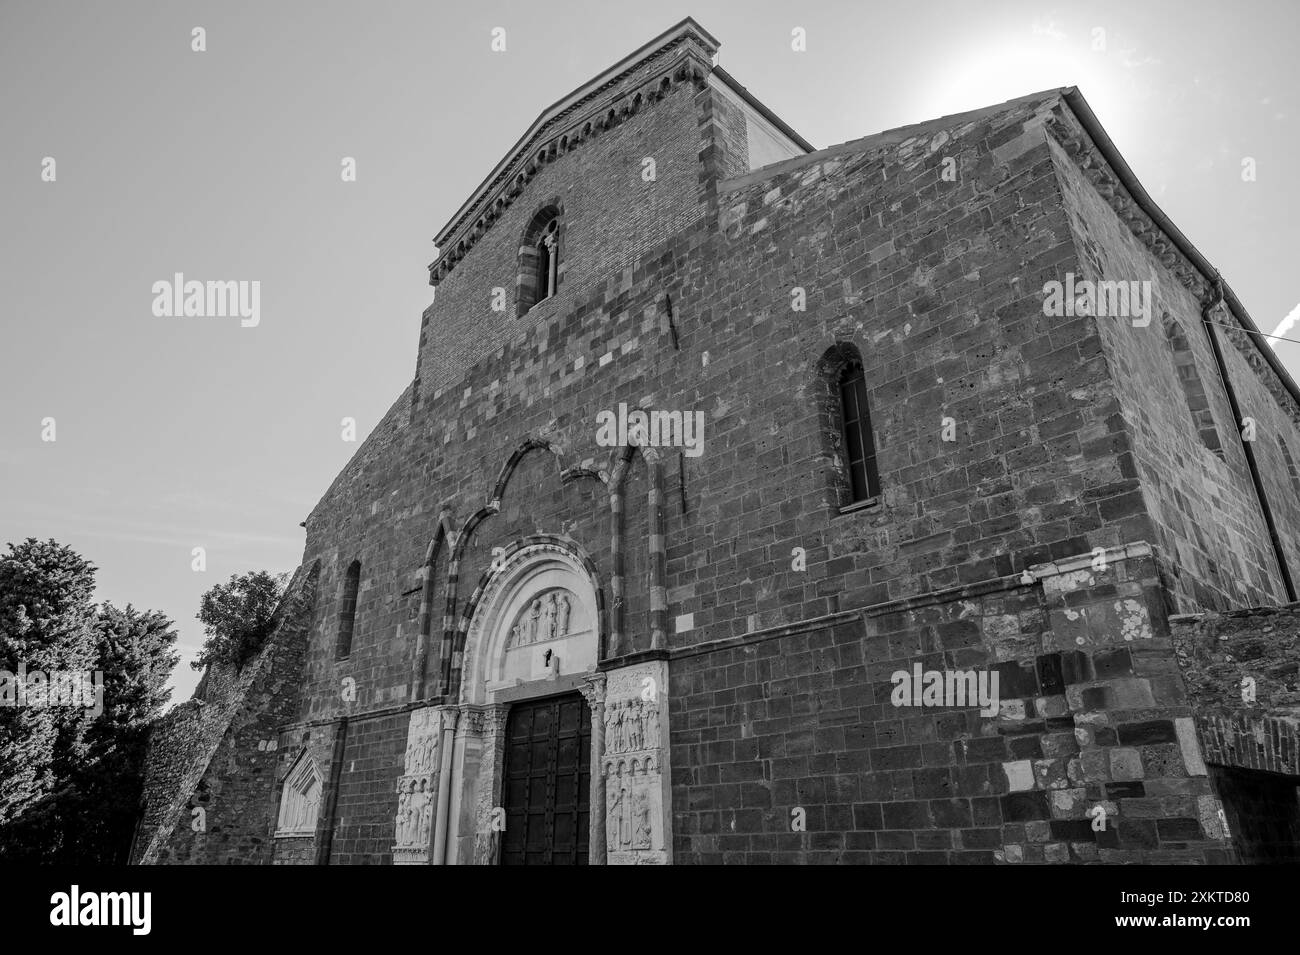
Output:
[{"left": 2, "top": 0, "right": 1296, "bottom": 705}]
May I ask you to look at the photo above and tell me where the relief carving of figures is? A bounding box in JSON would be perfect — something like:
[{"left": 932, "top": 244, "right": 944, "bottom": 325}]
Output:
[
  {"left": 633, "top": 789, "right": 652, "bottom": 849},
  {"left": 603, "top": 699, "right": 660, "bottom": 756},
  {"left": 395, "top": 782, "right": 413, "bottom": 845},
  {"left": 528, "top": 600, "right": 541, "bottom": 643},
  {"left": 543, "top": 592, "right": 557, "bottom": 640},
  {"left": 556, "top": 593, "right": 570, "bottom": 636},
  {"left": 416, "top": 779, "right": 432, "bottom": 846},
  {"left": 607, "top": 783, "right": 632, "bottom": 850},
  {"left": 606, "top": 702, "right": 625, "bottom": 755},
  {"left": 627, "top": 703, "right": 644, "bottom": 752},
  {"left": 508, "top": 591, "right": 576, "bottom": 648},
  {"left": 645, "top": 703, "right": 660, "bottom": 751},
  {"left": 404, "top": 733, "right": 436, "bottom": 775}
]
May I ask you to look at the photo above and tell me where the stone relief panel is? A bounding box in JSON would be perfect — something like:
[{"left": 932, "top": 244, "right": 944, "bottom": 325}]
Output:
[
  {"left": 403, "top": 705, "right": 440, "bottom": 777},
  {"left": 394, "top": 777, "right": 434, "bottom": 849},
  {"left": 507, "top": 589, "right": 576, "bottom": 647},
  {"left": 602, "top": 660, "right": 671, "bottom": 864},
  {"left": 276, "top": 752, "right": 322, "bottom": 837},
  {"left": 393, "top": 705, "right": 442, "bottom": 864}
]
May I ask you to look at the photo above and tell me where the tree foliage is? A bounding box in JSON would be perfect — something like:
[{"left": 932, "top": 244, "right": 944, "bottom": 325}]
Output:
[
  {"left": 0, "top": 539, "right": 179, "bottom": 862},
  {"left": 192, "top": 570, "right": 288, "bottom": 672},
  {"left": 0, "top": 539, "right": 98, "bottom": 827}
]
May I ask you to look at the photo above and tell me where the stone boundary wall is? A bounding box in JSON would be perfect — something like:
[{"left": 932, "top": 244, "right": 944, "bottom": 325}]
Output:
[{"left": 132, "top": 563, "right": 319, "bottom": 864}]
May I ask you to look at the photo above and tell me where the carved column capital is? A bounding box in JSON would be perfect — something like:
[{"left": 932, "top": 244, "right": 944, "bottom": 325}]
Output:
[
  {"left": 435, "top": 704, "right": 460, "bottom": 733},
  {"left": 579, "top": 671, "right": 607, "bottom": 707}
]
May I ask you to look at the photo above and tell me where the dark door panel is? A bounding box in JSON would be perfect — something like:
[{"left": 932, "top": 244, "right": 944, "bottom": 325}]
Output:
[{"left": 500, "top": 692, "right": 591, "bottom": 865}]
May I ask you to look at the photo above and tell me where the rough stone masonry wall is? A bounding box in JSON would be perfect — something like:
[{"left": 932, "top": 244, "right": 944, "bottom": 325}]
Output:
[
  {"left": 670, "top": 547, "right": 1231, "bottom": 863},
  {"left": 1046, "top": 116, "right": 1300, "bottom": 613},
  {"left": 1171, "top": 606, "right": 1300, "bottom": 861},
  {"left": 134, "top": 563, "right": 319, "bottom": 864},
  {"left": 1172, "top": 606, "right": 1300, "bottom": 775}
]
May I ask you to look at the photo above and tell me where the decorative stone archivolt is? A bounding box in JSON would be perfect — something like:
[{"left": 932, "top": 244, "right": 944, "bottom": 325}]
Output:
[
  {"left": 275, "top": 752, "right": 322, "bottom": 837},
  {"left": 459, "top": 542, "right": 599, "bottom": 705}
]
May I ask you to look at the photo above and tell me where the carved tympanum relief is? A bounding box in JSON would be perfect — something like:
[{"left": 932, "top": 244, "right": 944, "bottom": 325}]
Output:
[{"left": 507, "top": 588, "right": 575, "bottom": 647}]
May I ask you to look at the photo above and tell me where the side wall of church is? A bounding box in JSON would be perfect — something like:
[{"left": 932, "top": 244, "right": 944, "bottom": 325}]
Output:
[{"left": 1046, "top": 119, "right": 1300, "bottom": 614}]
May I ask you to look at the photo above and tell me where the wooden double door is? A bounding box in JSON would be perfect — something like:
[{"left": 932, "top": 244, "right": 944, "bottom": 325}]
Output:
[{"left": 499, "top": 692, "right": 591, "bottom": 865}]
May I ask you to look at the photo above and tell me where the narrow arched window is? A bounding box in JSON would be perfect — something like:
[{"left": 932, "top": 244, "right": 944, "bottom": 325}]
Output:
[
  {"left": 816, "top": 343, "right": 880, "bottom": 510},
  {"left": 536, "top": 218, "right": 558, "bottom": 302},
  {"left": 1163, "top": 315, "right": 1222, "bottom": 457},
  {"left": 1280, "top": 438, "right": 1300, "bottom": 501},
  {"left": 839, "top": 360, "right": 880, "bottom": 503},
  {"left": 336, "top": 559, "right": 360, "bottom": 661},
  {"left": 517, "top": 205, "right": 563, "bottom": 315}
]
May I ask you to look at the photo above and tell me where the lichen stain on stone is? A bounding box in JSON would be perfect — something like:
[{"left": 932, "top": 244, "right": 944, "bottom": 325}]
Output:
[{"left": 1116, "top": 599, "right": 1151, "bottom": 641}]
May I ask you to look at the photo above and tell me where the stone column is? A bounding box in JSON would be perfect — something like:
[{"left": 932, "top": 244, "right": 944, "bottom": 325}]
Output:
[
  {"left": 430, "top": 705, "right": 459, "bottom": 865},
  {"left": 579, "top": 672, "right": 608, "bottom": 864},
  {"left": 644, "top": 447, "right": 667, "bottom": 651},
  {"left": 469, "top": 704, "right": 509, "bottom": 865}
]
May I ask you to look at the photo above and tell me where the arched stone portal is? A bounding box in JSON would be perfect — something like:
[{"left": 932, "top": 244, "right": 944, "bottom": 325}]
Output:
[
  {"left": 393, "top": 537, "right": 672, "bottom": 865},
  {"left": 448, "top": 540, "right": 602, "bottom": 864}
]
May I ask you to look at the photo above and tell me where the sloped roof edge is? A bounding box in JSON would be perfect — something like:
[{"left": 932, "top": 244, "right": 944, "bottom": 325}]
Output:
[{"left": 432, "top": 17, "right": 720, "bottom": 250}]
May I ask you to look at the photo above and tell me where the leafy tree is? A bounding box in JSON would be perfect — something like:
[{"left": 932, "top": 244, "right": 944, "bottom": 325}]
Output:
[
  {"left": 90, "top": 602, "right": 179, "bottom": 737},
  {"left": 192, "top": 570, "right": 288, "bottom": 672},
  {"left": 0, "top": 541, "right": 179, "bottom": 862},
  {"left": 0, "top": 539, "right": 98, "bottom": 827}
]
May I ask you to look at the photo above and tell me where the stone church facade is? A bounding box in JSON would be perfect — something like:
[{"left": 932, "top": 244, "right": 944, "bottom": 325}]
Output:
[{"left": 133, "top": 18, "right": 1300, "bottom": 865}]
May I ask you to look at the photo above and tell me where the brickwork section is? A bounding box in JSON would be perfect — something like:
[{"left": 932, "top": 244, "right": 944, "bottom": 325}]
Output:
[
  {"left": 670, "top": 551, "right": 1230, "bottom": 863},
  {"left": 327, "top": 713, "right": 408, "bottom": 865}
]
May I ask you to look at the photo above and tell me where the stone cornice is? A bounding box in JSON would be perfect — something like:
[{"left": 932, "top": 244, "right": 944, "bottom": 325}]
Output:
[{"left": 428, "top": 18, "right": 717, "bottom": 287}]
